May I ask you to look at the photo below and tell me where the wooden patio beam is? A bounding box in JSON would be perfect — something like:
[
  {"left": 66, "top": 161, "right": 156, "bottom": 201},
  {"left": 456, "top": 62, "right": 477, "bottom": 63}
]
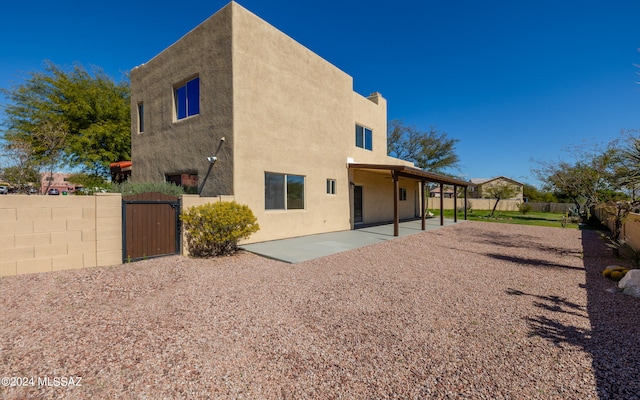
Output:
[
  {"left": 393, "top": 171, "right": 399, "bottom": 236},
  {"left": 439, "top": 182, "right": 444, "bottom": 226},
  {"left": 421, "top": 181, "right": 426, "bottom": 230},
  {"left": 453, "top": 185, "right": 458, "bottom": 223},
  {"left": 464, "top": 186, "right": 468, "bottom": 220}
]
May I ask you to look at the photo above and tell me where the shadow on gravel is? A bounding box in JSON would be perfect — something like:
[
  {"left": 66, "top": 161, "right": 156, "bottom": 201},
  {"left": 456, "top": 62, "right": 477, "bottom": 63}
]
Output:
[
  {"left": 465, "top": 227, "right": 581, "bottom": 257},
  {"left": 508, "top": 229, "right": 640, "bottom": 399},
  {"left": 506, "top": 289, "right": 587, "bottom": 318},
  {"left": 506, "top": 288, "right": 591, "bottom": 347},
  {"left": 580, "top": 229, "right": 640, "bottom": 400},
  {"left": 487, "top": 253, "right": 584, "bottom": 271}
]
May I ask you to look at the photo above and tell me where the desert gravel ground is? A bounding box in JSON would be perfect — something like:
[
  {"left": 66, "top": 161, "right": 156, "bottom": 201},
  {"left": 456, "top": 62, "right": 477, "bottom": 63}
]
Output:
[{"left": 1, "top": 221, "right": 639, "bottom": 399}]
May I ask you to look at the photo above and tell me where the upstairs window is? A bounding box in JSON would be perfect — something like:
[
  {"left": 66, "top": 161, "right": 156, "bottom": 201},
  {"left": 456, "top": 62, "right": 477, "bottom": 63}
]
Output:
[
  {"left": 175, "top": 77, "right": 200, "bottom": 120},
  {"left": 137, "top": 102, "right": 144, "bottom": 133},
  {"left": 356, "top": 124, "right": 372, "bottom": 151}
]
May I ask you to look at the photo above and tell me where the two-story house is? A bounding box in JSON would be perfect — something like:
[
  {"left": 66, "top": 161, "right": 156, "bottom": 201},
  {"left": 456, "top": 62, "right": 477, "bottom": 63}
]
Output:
[{"left": 130, "top": 2, "right": 470, "bottom": 243}]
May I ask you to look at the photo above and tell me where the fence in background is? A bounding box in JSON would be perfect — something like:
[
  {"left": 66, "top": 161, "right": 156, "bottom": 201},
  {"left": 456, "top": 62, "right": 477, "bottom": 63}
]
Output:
[
  {"left": 526, "top": 202, "right": 575, "bottom": 213},
  {"left": 593, "top": 207, "right": 640, "bottom": 252},
  {"left": 426, "top": 198, "right": 574, "bottom": 213}
]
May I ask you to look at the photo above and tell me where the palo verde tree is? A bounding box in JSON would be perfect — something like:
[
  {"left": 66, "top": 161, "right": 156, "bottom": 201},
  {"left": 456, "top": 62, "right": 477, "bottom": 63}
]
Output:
[
  {"left": 1, "top": 61, "right": 130, "bottom": 178},
  {"left": 483, "top": 181, "right": 520, "bottom": 217},
  {"left": 387, "top": 119, "right": 460, "bottom": 173}
]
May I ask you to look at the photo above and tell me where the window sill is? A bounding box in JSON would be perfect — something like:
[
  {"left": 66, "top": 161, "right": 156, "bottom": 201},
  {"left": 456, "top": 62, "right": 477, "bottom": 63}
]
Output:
[{"left": 173, "top": 114, "right": 200, "bottom": 123}]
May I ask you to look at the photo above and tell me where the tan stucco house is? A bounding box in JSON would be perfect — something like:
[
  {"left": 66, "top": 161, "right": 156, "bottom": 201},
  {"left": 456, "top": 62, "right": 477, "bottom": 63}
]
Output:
[
  {"left": 469, "top": 176, "right": 524, "bottom": 200},
  {"left": 130, "top": 2, "right": 470, "bottom": 243}
]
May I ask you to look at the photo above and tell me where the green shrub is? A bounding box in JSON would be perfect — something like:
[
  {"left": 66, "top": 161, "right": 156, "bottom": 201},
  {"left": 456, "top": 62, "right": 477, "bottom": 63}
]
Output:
[
  {"left": 109, "top": 181, "right": 185, "bottom": 196},
  {"left": 181, "top": 202, "right": 259, "bottom": 257},
  {"left": 517, "top": 202, "right": 533, "bottom": 215}
]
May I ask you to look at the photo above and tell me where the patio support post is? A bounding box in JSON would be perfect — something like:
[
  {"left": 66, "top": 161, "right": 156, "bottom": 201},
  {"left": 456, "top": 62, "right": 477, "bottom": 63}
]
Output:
[
  {"left": 439, "top": 182, "right": 444, "bottom": 226},
  {"left": 464, "top": 187, "right": 468, "bottom": 220},
  {"left": 421, "top": 180, "right": 426, "bottom": 230},
  {"left": 393, "top": 171, "right": 399, "bottom": 236},
  {"left": 453, "top": 185, "right": 458, "bottom": 222}
]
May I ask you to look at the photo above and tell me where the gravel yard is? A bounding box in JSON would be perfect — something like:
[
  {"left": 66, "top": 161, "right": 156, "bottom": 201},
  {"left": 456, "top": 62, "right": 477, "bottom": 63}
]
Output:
[{"left": 1, "top": 221, "right": 639, "bottom": 399}]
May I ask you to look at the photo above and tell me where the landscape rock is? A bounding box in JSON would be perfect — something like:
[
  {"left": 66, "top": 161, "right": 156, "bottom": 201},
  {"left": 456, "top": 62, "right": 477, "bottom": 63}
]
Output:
[
  {"left": 623, "top": 285, "right": 640, "bottom": 298},
  {"left": 619, "top": 269, "right": 640, "bottom": 298}
]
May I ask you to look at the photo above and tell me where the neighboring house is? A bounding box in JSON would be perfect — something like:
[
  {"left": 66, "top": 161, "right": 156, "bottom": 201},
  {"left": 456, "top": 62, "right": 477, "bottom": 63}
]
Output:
[
  {"left": 469, "top": 176, "right": 524, "bottom": 200},
  {"left": 429, "top": 186, "right": 457, "bottom": 198},
  {"left": 40, "top": 172, "right": 80, "bottom": 195},
  {"left": 130, "top": 2, "right": 471, "bottom": 243}
]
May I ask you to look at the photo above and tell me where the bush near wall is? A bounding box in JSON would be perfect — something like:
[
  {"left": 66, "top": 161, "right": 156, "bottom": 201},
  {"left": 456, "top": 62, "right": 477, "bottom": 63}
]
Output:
[
  {"left": 181, "top": 202, "right": 259, "bottom": 257},
  {"left": 110, "top": 181, "right": 185, "bottom": 196}
]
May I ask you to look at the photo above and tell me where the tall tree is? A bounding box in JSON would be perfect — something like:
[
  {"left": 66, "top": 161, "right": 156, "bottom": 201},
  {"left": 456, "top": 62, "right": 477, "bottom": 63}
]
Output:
[
  {"left": 387, "top": 119, "right": 460, "bottom": 173},
  {"left": 1, "top": 137, "right": 40, "bottom": 192},
  {"left": 523, "top": 183, "right": 557, "bottom": 202},
  {"left": 533, "top": 143, "right": 619, "bottom": 220},
  {"left": 612, "top": 129, "right": 640, "bottom": 198},
  {"left": 34, "top": 120, "right": 68, "bottom": 193},
  {"left": 483, "top": 181, "right": 520, "bottom": 217},
  {"left": 1, "top": 62, "right": 130, "bottom": 178}
]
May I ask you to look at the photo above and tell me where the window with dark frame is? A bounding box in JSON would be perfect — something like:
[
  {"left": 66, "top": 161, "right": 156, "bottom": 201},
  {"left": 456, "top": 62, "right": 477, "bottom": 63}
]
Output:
[
  {"left": 355, "top": 124, "right": 372, "bottom": 150},
  {"left": 174, "top": 77, "right": 200, "bottom": 120},
  {"left": 265, "top": 172, "right": 305, "bottom": 210},
  {"left": 166, "top": 173, "right": 199, "bottom": 194},
  {"left": 138, "top": 102, "right": 144, "bottom": 133},
  {"left": 326, "top": 179, "right": 336, "bottom": 195},
  {"left": 399, "top": 187, "right": 407, "bottom": 201}
]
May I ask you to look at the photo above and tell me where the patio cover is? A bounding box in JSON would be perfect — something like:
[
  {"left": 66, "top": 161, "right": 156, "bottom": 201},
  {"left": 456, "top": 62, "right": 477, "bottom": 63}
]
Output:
[{"left": 348, "top": 163, "right": 474, "bottom": 236}]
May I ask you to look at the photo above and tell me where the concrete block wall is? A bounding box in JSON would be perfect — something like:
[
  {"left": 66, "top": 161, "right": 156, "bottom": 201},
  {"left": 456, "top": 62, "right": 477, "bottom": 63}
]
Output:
[{"left": 0, "top": 193, "right": 123, "bottom": 277}]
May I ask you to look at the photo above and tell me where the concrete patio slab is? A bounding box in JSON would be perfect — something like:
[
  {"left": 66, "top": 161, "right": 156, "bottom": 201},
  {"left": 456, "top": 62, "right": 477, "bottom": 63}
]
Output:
[{"left": 241, "top": 218, "right": 464, "bottom": 263}]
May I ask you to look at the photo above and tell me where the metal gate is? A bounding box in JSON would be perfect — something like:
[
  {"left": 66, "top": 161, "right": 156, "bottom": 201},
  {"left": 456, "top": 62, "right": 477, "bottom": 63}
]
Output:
[{"left": 122, "top": 192, "right": 181, "bottom": 262}]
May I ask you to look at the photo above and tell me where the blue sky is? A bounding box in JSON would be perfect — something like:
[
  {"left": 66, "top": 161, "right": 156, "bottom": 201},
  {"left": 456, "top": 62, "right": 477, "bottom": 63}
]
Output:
[{"left": 1, "top": 0, "right": 639, "bottom": 186}]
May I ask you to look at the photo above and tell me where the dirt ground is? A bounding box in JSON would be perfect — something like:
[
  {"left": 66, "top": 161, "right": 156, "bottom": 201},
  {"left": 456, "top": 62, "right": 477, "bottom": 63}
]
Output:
[{"left": 1, "top": 222, "right": 638, "bottom": 399}]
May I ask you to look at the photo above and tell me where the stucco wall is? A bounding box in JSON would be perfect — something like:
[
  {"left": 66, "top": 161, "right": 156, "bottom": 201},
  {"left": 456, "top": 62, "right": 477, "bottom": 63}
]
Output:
[
  {"left": 621, "top": 213, "right": 640, "bottom": 251},
  {"left": 130, "top": 4, "right": 234, "bottom": 196},
  {"left": 351, "top": 170, "right": 420, "bottom": 224},
  {"left": 130, "top": 2, "right": 416, "bottom": 243},
  {"left": 0, "top": 194, "right": 122, "bottom": 277},
  {"left": 594, "top": 209, "right": 640, "bottom": 254},
  {"left": 230, "top": 3, "right": 398, "bottom": 243}
]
